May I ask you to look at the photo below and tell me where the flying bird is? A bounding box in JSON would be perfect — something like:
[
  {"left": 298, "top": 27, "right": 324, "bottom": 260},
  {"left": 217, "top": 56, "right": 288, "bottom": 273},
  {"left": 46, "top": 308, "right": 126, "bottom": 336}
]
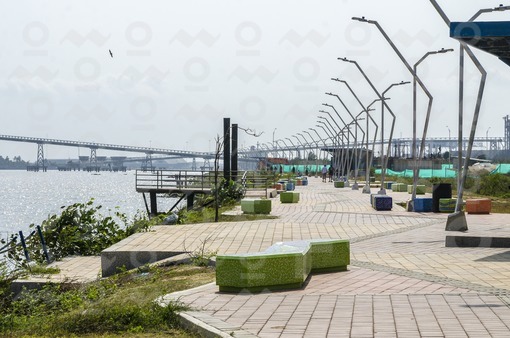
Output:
[{"left": 109, "top": 49, "right": 113, "bottom": 58}]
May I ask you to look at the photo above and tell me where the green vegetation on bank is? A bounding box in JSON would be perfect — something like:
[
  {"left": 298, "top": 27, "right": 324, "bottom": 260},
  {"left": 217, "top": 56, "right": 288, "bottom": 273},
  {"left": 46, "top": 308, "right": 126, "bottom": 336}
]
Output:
[
  {"left": 0, "top": 262, "right": 214, "bottom": 337},
  {"left": 0, "top": 177, "right": 280, "bottom": 337}
]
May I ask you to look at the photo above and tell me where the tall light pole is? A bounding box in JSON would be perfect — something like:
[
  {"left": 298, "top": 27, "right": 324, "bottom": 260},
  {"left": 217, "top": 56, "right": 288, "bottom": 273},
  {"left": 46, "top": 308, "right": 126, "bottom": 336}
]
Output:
[
  {"left": 327, "top": 83, "right": 367, "bottom": 190},
  {"left": 298, "top": 132, "right": 315, "bottom": 175},
  {"left": 293, "top": 134, "right": 308, "bottom": 163},
  {"left": 278, "top": 139, "right": 292, "bottom": 160},
  {"left": 317, "top": 120, "right": 339, "bottom": 167},
  {"left": 427, "top": 1, "right": 509, "bottom": 230},
  {"left": 378, "top": 81, "right": 410, "bottom": 194},
  {"left": 272, "top": 128, "right": 277, "bottom": 148},
  {"left": 336, "top": 58, "right": 380, "bottom": 193},
  {"left": 486, "top": 127, "right": 491, "bottom": 151},
  {"left": 286, "top": 137, "right": 299, "bottom": 160},
  {"left": 310, "top": 127, "right": 329, "bottom": 168},
  {"left": 318, "top": 115, "right": 343, "bottom": 170},
  {"left": 351, "top": 16, "right": 436, "bottom": 207},
  {"left": 446, "top": 125, "right": 451, "bottom": 164},
  {"left": 411, "top": 48, "right": 454, "bottom": 202},
  {"left": 302, "top": 131, "right": 320, "bottom": 174},
  {"left": 320, "top": 109, "right": 349, "bottom": 181},
  {"left": 365, "top": 99, "right": 382, "bottom": 182},
  {"left": 322, "top": 102, "right": 356, "bottom": 184}
]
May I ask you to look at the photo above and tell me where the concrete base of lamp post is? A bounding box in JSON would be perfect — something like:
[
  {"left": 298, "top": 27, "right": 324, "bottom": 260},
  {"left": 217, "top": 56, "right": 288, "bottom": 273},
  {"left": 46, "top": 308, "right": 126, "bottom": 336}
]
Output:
[
  {"left": 362, "top": 185, "right": 371, "bottom": 194},
  {"left": 377, "top": 188, "right": 386, "bottom": 195},
  {"left": 445, "top": 211, "right": 469, "bottom": 232},
  {"left": 352, "top": 182, "right": 359, "bottom": 190}
]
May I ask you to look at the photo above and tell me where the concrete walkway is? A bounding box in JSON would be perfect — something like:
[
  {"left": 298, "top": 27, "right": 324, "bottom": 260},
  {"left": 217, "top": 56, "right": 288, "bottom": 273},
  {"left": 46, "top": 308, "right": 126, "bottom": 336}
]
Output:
[
  {"left": 154, "top": 177, "right": 510, "bottom": 337},
  {"left": 21, "top": 176, "right": 510, "bottom": 336}
]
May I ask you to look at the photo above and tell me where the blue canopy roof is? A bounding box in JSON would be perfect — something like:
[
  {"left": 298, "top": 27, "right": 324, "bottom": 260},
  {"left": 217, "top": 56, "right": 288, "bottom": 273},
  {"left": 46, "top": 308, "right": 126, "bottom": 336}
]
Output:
[{"left": 450, "top": 21, "right": 510, "bottom": 66}]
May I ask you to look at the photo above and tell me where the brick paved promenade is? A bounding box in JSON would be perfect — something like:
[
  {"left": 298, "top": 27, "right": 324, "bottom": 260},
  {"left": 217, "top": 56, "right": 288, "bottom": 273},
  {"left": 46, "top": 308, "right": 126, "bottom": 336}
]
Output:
[
  {"left": 30, "top": 176, "right": 510, "bottom": 337},
  {"left": 154, "top": 177, "right": 510, "bottom": 337}
]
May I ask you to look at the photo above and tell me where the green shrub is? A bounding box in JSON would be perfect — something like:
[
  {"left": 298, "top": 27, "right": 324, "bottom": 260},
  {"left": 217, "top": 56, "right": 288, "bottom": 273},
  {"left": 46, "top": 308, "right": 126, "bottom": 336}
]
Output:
[
  {"left": 478, "top": 173, "right": 510, "bottom": 196},
  {"left": 212, "top": 179, "right": 245, "bottom": 206},
  {"left": 7, "top": 199, "right": 154, "bottom": 265}
]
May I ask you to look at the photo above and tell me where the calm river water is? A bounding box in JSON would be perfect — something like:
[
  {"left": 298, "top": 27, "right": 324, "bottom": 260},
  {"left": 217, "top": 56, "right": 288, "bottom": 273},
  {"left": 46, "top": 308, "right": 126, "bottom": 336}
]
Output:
[{"left": 0, "top": 170, "right": 176, "bottom": 239}]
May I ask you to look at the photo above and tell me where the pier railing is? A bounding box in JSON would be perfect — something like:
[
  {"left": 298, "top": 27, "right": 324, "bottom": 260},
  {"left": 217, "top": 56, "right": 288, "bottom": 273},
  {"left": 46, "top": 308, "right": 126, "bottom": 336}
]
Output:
[
  {"left": 135, "top": 170, "right": 218, "bottom": 192},
  {"left": 135, "top": 169, "right": 279, "bottom": 197}
]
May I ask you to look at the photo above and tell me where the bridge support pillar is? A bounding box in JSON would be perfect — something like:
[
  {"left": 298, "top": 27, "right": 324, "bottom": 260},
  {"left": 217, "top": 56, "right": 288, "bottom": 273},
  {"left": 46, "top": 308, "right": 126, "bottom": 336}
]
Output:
[
  {"left": 187, "top": 192, "right": 195, "bottom": 211},
  {"left": 36, "top": 143, "right": 47, "bottom": 171},
  {"left": 149, "top": 192, "right": 158, "bottom": 216}
]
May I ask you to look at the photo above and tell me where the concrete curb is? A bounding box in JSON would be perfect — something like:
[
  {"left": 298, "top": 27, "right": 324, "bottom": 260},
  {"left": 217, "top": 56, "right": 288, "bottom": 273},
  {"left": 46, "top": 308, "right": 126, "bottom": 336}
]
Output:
[{"left": 179, "top": 311, "right": 258, "bottom": 338}]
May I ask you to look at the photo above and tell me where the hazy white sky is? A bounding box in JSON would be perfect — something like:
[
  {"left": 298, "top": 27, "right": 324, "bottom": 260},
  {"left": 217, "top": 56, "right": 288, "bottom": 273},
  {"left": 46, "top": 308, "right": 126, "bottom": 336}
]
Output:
[{"left": 1, "top": 0, "right": 509, "bottom": 160}]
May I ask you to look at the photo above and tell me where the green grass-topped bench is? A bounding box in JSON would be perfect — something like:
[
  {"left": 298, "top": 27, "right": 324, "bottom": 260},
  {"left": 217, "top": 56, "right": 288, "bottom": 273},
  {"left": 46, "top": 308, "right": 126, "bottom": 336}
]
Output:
[
  {"left": 280, "top": 191, "right": 300, "bottom": 203},
  {"left": 241, "top": 199, "right": 272, "bottom": 214},
  {"left": 216, "top": 239, "right": 350, "bottom": 292},
  {"left": 408, "top": 184, "right": 426, "bottom": 194},
  {"left": 334, "top": 181, "right": 345, "bottom": 188}
]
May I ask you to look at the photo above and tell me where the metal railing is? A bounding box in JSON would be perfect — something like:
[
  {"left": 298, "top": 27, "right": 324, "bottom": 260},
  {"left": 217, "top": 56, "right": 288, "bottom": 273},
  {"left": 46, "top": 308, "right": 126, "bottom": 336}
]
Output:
[{"left": 135, "top": 170, "right": 218, "bottom": 191}]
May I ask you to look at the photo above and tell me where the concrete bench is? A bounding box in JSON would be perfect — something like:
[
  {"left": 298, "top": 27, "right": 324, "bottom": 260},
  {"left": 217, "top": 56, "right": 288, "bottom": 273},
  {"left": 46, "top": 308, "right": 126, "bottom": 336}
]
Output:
[
  {"left": 408, "top": 184, "right": 426, "bottom": 194},
  {"left": 280, "top": 191, "right": 300, "bottom": 203},
  {"left": 216, "top": 239, "right": 350, "bottom": 292},
  {"left": 371, "top": 195, "right": 392, "bottom": 211},
  {"left": 439, "top": 198, "right": 457, "bottom": 213},
  {"left": 413, "top": 198, "right": 433, "bottom": 212},
  {"left": 241, "top": 199, "right": 272, "bottom": 214},
  {"left": 334, "top": 181, "right": 345, "bottom": 188},
  {"left": 391, "top": 183, "right": 407, "bottom": 192},
  {"left": 466, "top": 198, "right": 491, "bottom": 214}
]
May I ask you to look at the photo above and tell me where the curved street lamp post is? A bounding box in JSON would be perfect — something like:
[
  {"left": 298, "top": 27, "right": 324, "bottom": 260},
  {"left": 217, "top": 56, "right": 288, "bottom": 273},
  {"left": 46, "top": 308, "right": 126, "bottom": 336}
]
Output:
[
  {"left": 322, "top": 103, "right": 356, "bottom": 185},
  {"left": 302, "top": 130, "right": 320, "bottom": 175},
  {"left": 318, "top": 115, "right": 345, "bottom": 179},
  {"left": 378, "top": 81, "right": 410, "bottom": 194},
  {"left": 319, "top": 110, "right": 348, "bottom": 180}
]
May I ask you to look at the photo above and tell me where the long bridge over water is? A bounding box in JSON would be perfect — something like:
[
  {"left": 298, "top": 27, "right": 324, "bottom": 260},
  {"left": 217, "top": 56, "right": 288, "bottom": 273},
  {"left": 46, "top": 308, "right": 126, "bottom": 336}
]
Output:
[{"left": 0, "top": 133, "right": 506, "bottom": 171}]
